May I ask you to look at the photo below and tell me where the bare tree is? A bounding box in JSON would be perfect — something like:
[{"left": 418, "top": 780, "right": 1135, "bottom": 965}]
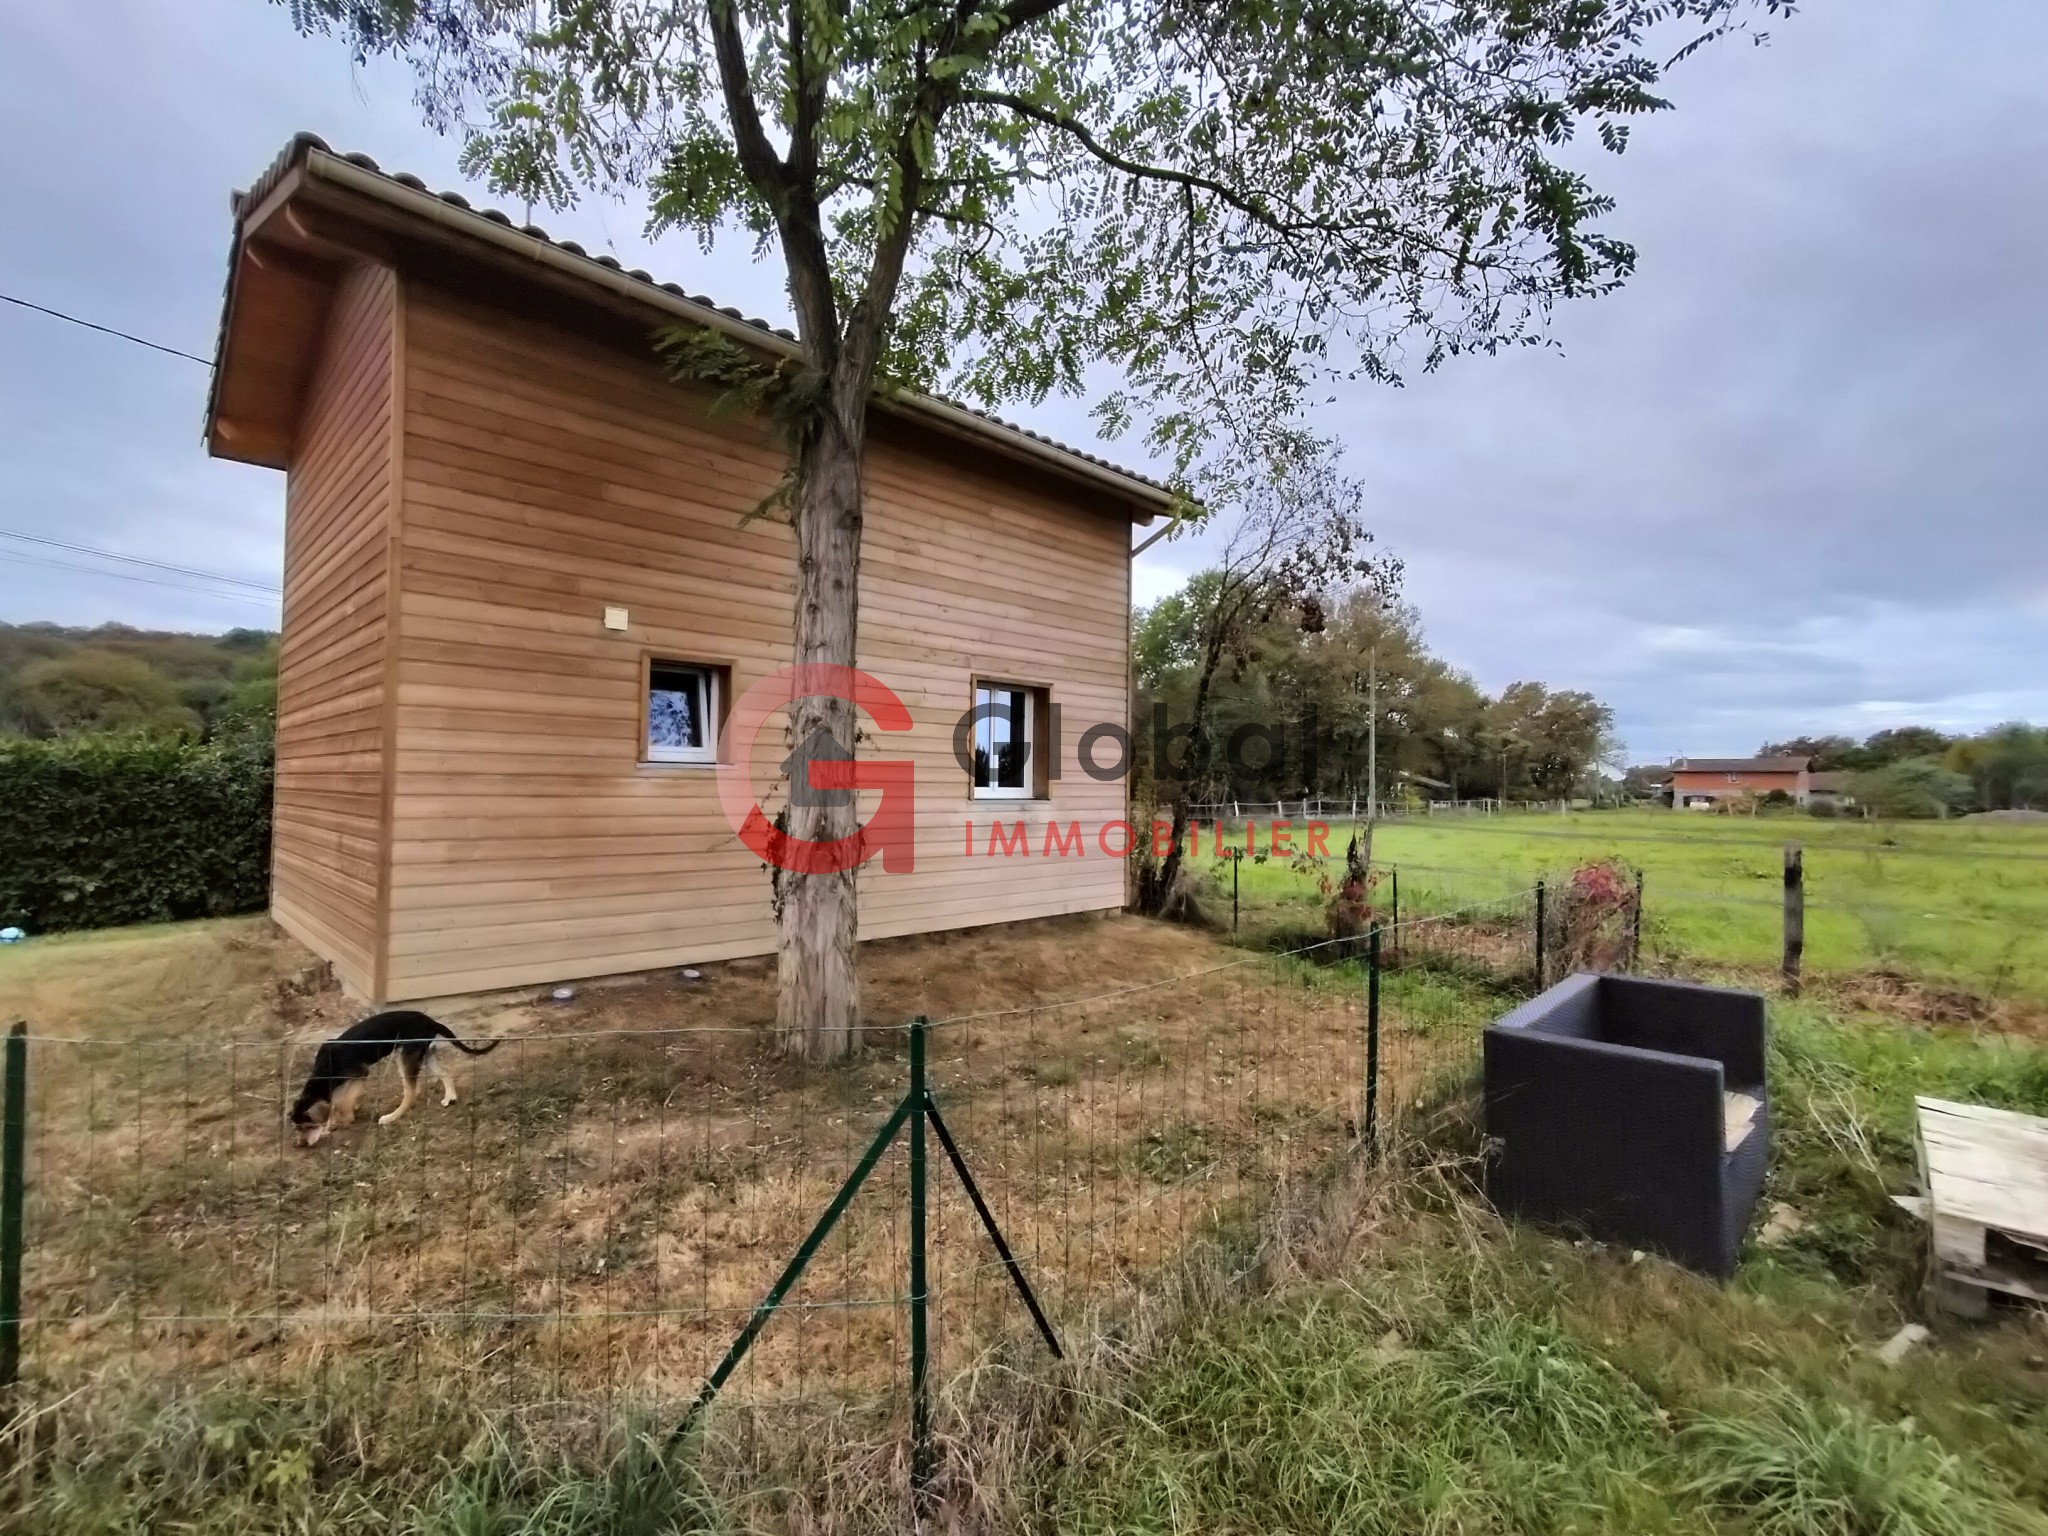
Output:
[{"left": 1141, "top": 450, "right": 1398, "bottom": 913}]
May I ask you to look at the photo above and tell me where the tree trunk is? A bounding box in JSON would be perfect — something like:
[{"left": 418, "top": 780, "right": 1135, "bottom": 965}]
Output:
[
  {"left": 777, "top": 396, "right": 865, "bottom": 1060},
  {"left": 1149, "top": 650, "right": 1220, "bottom": 912}
]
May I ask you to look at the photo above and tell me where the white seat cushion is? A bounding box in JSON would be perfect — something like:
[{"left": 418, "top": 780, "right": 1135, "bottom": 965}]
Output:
[{"left": 1724, "top": 1091, "right": 1761, "bottom": 1153}]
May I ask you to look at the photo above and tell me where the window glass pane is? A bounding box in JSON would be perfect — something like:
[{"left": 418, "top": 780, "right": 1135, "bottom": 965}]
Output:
[
  {"left": 649, "top": 664, "right": 705, "bottom": 751},
  {"left": 996, "top": 687, "right": 1028, "bottom": 788},
  {"left": 973, "top": 685, "right": 995, "bottom": 788},
  {"left": 973, "top": 683, "right": 1031, "bottom": 791}
]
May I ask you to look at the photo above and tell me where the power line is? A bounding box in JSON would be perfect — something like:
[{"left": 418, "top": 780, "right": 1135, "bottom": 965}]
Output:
[
  {"left": 0, "top": 551, "right": 278, "bottom": 610},
  {"left": 0, "top": 529, "right": 279, "bottom": 594},
  {"left": 1, "top": 291, "right": 213, "bottom": 368}
]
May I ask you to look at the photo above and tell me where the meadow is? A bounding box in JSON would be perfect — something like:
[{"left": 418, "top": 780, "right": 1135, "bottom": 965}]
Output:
[{"left": 1220, "top": 807, "right": 2048, "bottom": 1008}]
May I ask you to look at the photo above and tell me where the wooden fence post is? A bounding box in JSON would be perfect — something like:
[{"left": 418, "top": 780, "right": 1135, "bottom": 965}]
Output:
[{"left": 1782, "top": 844, "right": 1804, "bottom": 996}]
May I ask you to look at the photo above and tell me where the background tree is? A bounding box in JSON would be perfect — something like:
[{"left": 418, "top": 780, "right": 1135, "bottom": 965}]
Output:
[
  {"left": 1, "top": 650, "right": 200, "bottom": 739},
  {"left": 1487, "top": 683, "right": 1619, "bottom": 799},
  {"left": 1136, "top": 451, "right": 1396, "bottom": 912},
  {"left": 1132, "top": 568, "right": 1623, "bottom": 827},
  {"left": 1846, "top": 758, "right": 1973, "bottom": 820},
  {"left": 287, "top": 0, "right": 1787, "bottom": 1056},
  {"left": 1861, "top": 725, "right": 1954, "bottom": 766},
  {"left": 1944, "top": 724, "right": 2048, "bottom": 812},
  {"left": 1757, "top": 733, "right": 1860, "bottom": 769},
  {"left": 0, "top": 622, "right": 278, "bottom": 742},
  {"left": 1758, "top": 727, "right": 1955, "bottom": 775},
  {"left": 1749, "top": 724, "right": 2048, "bottom": 814}
]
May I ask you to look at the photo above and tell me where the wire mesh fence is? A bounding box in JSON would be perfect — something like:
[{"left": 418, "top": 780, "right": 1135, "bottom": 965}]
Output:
[
  {"left": 0, "top": 884, "right": 1581, "bottom": 1502},
  {"left": 1184, "top": 798, "right": 1577, "bottom": 821},
  {"left": 8, "top": 1020, "right": 927, "bottom": 1448}
]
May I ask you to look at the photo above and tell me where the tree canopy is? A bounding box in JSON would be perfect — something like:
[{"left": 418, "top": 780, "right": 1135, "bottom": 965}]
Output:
[
  {"left": 0, "top": 623, "right": 277, "bottom": 742},
  {"left": 1136, "top": 581, "right": 1618, "bottom": 806},
  {"left": 1759, "top": 727, "right": 1955, "bottom": 773},
  {"left": 286, "top": 0, "right": 1789, "bottom": 484}
]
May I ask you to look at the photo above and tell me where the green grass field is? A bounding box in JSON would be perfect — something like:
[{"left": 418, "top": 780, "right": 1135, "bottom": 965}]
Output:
[
  {"left": 1211, "top": 809, "right": 2048, "bottom": 1005},
  {"left": 1027, "top": 937, "right": 2048, "bottom": 1536}
]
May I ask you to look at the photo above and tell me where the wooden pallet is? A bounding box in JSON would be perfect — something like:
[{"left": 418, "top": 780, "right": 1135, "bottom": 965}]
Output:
[{"left": 1895, "top": 1097, "right": 2048, "bottom": 1319}]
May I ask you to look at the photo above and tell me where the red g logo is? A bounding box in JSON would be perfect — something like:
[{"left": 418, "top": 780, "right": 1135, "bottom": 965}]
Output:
[{"left": 716, "top": 663, "right": 917, "bottom": 874}]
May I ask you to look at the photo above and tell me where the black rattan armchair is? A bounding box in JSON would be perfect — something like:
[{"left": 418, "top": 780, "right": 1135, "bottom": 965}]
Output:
[{"left": 1483, "top": 973, "right": 1768, "bottom": 1277}]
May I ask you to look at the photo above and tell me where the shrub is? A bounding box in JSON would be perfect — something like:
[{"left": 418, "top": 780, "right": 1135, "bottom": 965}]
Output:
[
  {"left": 1324, "top": 833, "right": 1375, "bottom": 951},
  {"left": 1847, "top": 758, "right": 1973, "bottom": 819},
  {"left": 0, "top": 732, "right": 272, "bottom": 932},
  {"left": 1548, "top": 858, "right": 1638, "bottom": 973}
]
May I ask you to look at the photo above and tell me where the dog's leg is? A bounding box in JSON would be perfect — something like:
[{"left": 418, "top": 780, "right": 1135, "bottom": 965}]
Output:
[
  {"left": 426, "top": 1045, "right": 457, "bottom": 1107},
  {"left": 331, "top": 1079, "right": 364, "bottom": 1129},
  {"left": 379, "top": 1054, "right": 421, "bottom": 1126}
]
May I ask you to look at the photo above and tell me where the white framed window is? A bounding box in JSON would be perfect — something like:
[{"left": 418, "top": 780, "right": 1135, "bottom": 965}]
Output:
[
  {"left": 646, "top": 660, "right": 721, "bottom": 765},
  {"left": 972, "top": 680, "right": 1043, "bottom": 799}
]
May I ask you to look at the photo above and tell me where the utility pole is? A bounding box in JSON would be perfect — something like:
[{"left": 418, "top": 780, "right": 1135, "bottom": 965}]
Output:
[{"left": 1366, "top": 649, "right": 1378, "bottom": 823}]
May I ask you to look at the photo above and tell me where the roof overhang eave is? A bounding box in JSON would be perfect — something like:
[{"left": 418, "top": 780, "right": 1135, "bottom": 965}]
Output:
[{"left": 292, "top": 149, "right": 1180, "bottom": 522}]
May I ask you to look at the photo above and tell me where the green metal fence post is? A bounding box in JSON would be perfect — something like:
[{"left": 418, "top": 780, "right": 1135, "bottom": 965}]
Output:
[
  {"left": 1, "top": 1022, "right": 26, "bottom": 1395},
  {"left": 1389, "top": 867, "right": 1399, "bottom": 964},
  {"left": 908, "top": 1016, "right": 933, "bottom": 1507},
  {"left": 1533, "top": 879, "right": 1547, "bottom": 991},
  {"left": 1364, "top": 927, "right": 1381, "bottom": 1160}
]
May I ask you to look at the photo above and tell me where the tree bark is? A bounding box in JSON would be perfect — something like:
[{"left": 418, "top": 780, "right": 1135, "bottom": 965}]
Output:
[
  {"left": 777, "top": 391, "right": 866, "bottom": 1060},
  {"left": 1150, "top": 637, "right": 1222, "bottom": 911},
  {"left": 704, "top": 0, "right": 1010, "bottom": 1057}
]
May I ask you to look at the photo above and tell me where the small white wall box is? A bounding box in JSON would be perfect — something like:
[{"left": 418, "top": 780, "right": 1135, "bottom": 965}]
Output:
[{"left": 603, "top": 606, "right": 629, "bottom": 632}]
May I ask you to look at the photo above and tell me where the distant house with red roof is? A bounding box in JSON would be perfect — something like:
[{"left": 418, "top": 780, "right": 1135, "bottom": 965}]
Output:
[{"left": 1668, "top": 756, "right": 1812, "bottom": 810}]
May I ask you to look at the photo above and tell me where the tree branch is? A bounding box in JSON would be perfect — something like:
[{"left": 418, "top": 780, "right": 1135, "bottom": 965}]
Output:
[
  {"left": 962, "top": 89, "right": 1319, "bottom": 237},
  {"left": 836, "top": 0, "right": 1071, "bottom": 395},
  {"left": 960, "top": 85, "right": 1459, "bottom": 264},
  {"left": 707, "top": 0, "right": 840, "bottom": 351}
]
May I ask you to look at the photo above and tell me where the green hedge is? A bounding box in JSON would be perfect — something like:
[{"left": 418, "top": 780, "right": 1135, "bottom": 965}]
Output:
[{"left": 0, "top": 734, "right": 273, "bottom": 933}]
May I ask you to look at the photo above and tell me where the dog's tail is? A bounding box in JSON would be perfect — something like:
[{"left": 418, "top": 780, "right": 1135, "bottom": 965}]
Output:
[{"left": 432, "top": 1021, "right": 503, "bottom": 1056}]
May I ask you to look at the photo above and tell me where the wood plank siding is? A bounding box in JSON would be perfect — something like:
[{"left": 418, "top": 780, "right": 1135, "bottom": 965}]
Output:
[
  {"left": 271, "top": 264, "right": 397, "bottom": 995},
  {"left": 377, "top": 282, "right": 1130, "bottom": 999}
]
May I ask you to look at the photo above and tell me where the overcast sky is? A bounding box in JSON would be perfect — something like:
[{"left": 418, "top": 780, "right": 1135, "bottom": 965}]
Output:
[{"left": 2, "top": 0, "right": 2042, "bottom": 763}]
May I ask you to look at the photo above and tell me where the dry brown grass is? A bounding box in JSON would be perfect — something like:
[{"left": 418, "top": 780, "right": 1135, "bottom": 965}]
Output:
[{"left": 0, "top": 912, "right": 1467, "bottom": 1446}]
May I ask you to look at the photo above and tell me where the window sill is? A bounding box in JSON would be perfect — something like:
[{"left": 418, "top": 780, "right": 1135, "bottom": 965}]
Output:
[
  {"left": 970, "top": 796, "right": 1054, "bottom": 807},
  {"left": 640, "top": 759, "right": 722, "bottom": 771}
]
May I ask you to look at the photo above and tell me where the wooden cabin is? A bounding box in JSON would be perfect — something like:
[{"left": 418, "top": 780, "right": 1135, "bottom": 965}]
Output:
[{"left": 205, "top": 135, "right": 1169, "bottom": 1002}]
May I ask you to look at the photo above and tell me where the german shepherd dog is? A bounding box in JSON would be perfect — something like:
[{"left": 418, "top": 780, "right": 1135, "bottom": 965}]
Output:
[{"left": 291, "top": 1010, "right": 500, "bottom": 1146}]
